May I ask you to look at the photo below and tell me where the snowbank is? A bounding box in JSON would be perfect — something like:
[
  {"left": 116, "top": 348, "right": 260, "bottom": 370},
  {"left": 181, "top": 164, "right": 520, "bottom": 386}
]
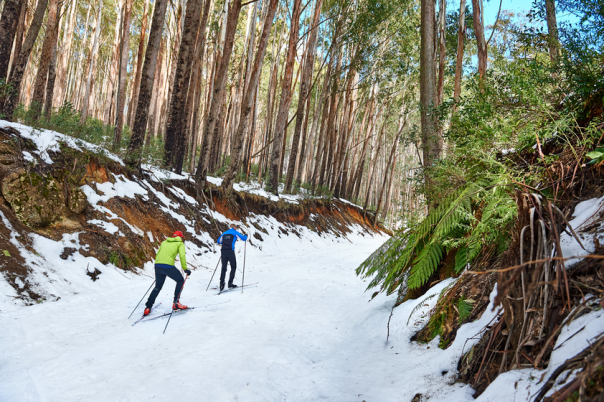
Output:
[{"left": 559, "top": 195, "right": 604, "bottom": 266}]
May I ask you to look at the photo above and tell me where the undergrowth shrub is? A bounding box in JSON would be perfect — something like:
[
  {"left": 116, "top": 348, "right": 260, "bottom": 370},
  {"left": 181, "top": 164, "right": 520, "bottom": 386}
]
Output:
[{"left": 12, "top": 102, "right": 166, "bottom": 167}]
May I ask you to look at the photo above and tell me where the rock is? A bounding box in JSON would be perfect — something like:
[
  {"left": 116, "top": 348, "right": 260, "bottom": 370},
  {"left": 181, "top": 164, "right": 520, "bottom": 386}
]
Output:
[
  {"left": 60, "top": 247, "right": 77, "bottom": 260},
  {"left": 86, "top": 267, "right": 102, "bottom": 281},
  {"left": 65, "top": 184, "right": 88, "bottom": 214},
  {"left": 2, "top": 171, "right": 65, "bottom": 227}
]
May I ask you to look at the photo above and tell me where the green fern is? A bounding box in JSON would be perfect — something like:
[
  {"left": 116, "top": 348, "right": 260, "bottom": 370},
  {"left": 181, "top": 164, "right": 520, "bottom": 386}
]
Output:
[
  {"left": 357, "top": 179, "right": 516, "bottom": 295},
  {"left": 457, "top": 298, "right": 475, "bottom": 323}
]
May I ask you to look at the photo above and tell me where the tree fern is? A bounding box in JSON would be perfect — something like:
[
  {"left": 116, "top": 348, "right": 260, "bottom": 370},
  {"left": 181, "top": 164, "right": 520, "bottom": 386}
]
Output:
[{"left": 357, "top": 179, "right": 517, "bottom": 295}]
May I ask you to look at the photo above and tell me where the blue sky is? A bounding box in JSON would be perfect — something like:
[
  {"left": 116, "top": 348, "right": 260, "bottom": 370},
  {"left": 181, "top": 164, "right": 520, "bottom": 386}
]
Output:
[{"left": 482, "top": 0, "right": 579, "bottom": 27}]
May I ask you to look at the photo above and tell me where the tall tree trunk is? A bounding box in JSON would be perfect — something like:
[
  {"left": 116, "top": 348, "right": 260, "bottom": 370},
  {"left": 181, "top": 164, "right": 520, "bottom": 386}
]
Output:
[
  {"left": 43, "top": 17, "right": 61, "bottom": 119},
  {"left": 0, "top": 0, "right": 24, "bottom": 81},
  {"left": 71, "top": 3, "right": 92, "bottom": 110},
  {"left": 222, "top": 0, "right": 278, "bottom": 190},
  {"left": 307, "top": 63, "right": 329, "bottom": 187},
  {"left": 195, "top": 0, "right": 243, "bottom": 183},
  {"left": 295, "top": 85, "right": 313, "bottom": 186},
  {"left": 125, "top": 0, "right": 169, "bottom": 167},
  {"left": 54, "top": 0, "right": 77, "bottom": 108},
  {"left": 452, "top": 0, "right": 466, "bottom": 112},
  {"left": 243, "top": 87, "right": 258, "bottom": 179},
  {"left": 80, "top": 0, "right": 104, "bottom": 124},
  {"left": 127, "top": 0, "right": 151, "bottom": 127},
  {"left": 104, "top": 0, "right": 125, "bottom": 124},
  {"left": 545, "top": 0, "right": 559, "bottom": 65},
  {"left": 113, "top": 0, "right": 133, "bottom": 149},
  {"left": 420, "top": 0, "right": 440, "bottom": 206},
  {"left": 30, "top": 0, "right": 61, "bottom": 120},
  {"left": 164, "top": 0, "right": 204, "bottom": 172},
  {"left": 373, "top": 112, "right": 406, "bottom": 227},
  {"left": 351, "top": 96, "right": 377, "bottom": 200},
  {"left": 3, "top": 0, "right": 49, "bottom": 120},
  {"left": 436, "top": 0, "right": 446, "bottom": 105},
  {"left": 471, "top": 0, "right": 487, "bottom": 82},
  {"left": 187, "top": 0, "right": 212, "bottom": 173},
  {"left": 363, "top": 117, "right": 386, "bottom": 211},
  {"left": 267, "top": 0, "right": 302, "bottom": 195},
  {"left": 310, "top": 63, "right": 333, "bottom": 192},
  {"left": 162, "top": 3, "right": 183, "bottom": 140},
  {"left": 145, "top": 37, "right": 165, "bottom": 144},
  {"left": 319, "top": 44, "right": 341, "bottom": 191},
  {"left": 331, "top": 62, "right": 355, "bottom": 196},
  {"left": 284, "top": 0, "right": 323, "bottom": 193},
  {"left": 8, "top": 0, "right": 27, "bottom": 80},
  {"left": 258, "top": 25, "right": 283, "bottom": 181}
]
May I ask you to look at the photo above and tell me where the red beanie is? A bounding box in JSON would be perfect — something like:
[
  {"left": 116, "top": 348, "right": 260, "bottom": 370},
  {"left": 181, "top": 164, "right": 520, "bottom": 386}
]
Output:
[{"left": 172, "top": 230, "right": 184, "bottom": 240}]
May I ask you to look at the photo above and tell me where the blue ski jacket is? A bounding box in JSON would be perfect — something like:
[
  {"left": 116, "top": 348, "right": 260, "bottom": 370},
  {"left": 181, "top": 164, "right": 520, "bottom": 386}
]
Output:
[{"left": 217, "top": 228, "right": 248, "bottom": 251}]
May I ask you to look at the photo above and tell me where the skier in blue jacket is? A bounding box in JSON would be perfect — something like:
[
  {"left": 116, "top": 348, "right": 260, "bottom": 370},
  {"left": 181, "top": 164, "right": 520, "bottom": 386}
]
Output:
[{"left": 217, "top": 224, "right": 248, "bottom": 291}]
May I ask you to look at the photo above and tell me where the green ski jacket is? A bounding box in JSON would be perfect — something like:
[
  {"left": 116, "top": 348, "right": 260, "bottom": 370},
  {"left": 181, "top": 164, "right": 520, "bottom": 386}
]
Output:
[{"left": 155, "top": 237, "right": 187, "bottom": 270}]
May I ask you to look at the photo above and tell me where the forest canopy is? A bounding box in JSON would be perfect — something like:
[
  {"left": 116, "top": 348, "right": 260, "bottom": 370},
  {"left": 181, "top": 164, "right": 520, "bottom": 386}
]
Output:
[{"left": 0, "top": 0, "right": 602, "bottom": 240}]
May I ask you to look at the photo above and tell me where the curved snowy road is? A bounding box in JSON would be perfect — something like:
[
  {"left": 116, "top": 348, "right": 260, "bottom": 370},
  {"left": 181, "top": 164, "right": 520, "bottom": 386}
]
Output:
[{"left": 2, "top": 228, "right": 601, "bottom": 402}]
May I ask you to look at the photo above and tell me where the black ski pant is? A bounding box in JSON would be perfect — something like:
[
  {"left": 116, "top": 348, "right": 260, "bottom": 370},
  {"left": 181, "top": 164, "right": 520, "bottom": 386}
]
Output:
[
  {"left": 146, "top": 264, "right": 184, "bottom": 308},
  {"left": 220, "top": 249, "right": 237, "bottom": 287}
]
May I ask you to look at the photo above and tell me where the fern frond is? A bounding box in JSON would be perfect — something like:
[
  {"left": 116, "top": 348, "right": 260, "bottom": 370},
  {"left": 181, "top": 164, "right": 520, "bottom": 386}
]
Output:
[{"left": 407, "top": 241, "right": 445, "bottom": 289}]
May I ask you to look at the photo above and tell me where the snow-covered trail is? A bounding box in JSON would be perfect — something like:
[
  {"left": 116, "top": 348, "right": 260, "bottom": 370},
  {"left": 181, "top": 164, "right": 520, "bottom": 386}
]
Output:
[
  {"left": 0, "top": 234, "right": 400, "bottom": 401},
  {"left": 2, "top": 231, "right": 602, "bottom": 402}
]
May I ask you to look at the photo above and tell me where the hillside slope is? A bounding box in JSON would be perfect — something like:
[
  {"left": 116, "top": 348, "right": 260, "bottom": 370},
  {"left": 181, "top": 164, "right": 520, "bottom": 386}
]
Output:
[{"left": 0, "top": 121, "right": 387, "bottom": 309}]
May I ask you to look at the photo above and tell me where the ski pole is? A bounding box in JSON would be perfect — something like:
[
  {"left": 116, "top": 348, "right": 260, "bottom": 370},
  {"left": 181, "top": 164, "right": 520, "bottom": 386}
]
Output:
[
  {"left": 241, "top": 241, "right": 246, "bottom": 294},
  {"left": 206, "top": 256, "right": 221, "bottom": 291},
  {"left": 164, "top": 273, "right": 189, "bottom": 334},
  {"left": 128, "top": 280, "right": 155, "bottom": 319}
]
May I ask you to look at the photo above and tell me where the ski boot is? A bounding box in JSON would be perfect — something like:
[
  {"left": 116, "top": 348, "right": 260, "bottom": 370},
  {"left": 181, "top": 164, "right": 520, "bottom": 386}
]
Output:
[
  {"left": 228, "top": 283, "right": 238, "bottom": 289},
  {"left": 173, "top": 302, "right": 188, "bottom": 311},
  {"left": 143, "top": 307, "right": 151, "bottom": 316}
]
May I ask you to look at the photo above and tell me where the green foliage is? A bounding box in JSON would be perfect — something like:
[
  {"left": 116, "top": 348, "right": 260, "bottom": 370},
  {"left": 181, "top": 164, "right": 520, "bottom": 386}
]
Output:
[
  {"left": 0, "top": 79, "right": 15, "bottom": 120},
  {"left": 313, "top": 185, "right": 333, "bottom": 201},
  {"left": 457, "top": 298, "right": 475, "bottom": 323},
  {"left": 586, "top": 148, "right": 604, "bottom": 165},
  {"left": 13, "top": 102, "right": 167, "bottom": 168},
  {"left": 213, "top": 155, "right": 231, "bottom": 177},
  {"left": 357, "top": 178, "right": 517, "bottom": 293}
]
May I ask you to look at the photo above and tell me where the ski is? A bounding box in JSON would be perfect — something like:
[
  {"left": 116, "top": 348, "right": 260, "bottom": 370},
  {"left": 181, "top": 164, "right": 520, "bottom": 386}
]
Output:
[
  {"left": 138, "top": 301, "right": 231, "bottom": 323},
  {"left": 132, "top": 303, "right": 162, "bottom": 326},
  {"left": 139, "top": 307, "right": 195, "bottom": 323},
  {"left": 210, "top": 282, "right": 259, "bottom": 291},
  {"left": 216, "top": 282, "right": 259, "bottom": 295}
]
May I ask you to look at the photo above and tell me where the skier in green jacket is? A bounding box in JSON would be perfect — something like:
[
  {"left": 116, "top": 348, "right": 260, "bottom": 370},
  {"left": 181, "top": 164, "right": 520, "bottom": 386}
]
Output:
[{"left": 144, "top": 231, "right": 191, "bottom": 315}]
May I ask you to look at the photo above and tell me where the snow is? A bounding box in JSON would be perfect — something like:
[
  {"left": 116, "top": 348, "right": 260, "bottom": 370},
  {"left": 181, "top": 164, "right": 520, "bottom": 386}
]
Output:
[
  {"left": 80, "top": 175, "right": 149, "bottom": 237},
  {"left": 168, "top": 186, "right": 197, "bottom": 205},
  {"left": 82, "top": 174, "right": 148, "bottom": 205},
  {"left": 477, "top": 302, "right": 604, "bottom": 401},
  {"left": 206, "top": 175, "right": 223, "bottom": 186},
  {"left": 88, "top": 219, "right": 120, "bottom": 235},
  {"left": 338, "top": 197, "right": 360, "bottom": 207},
  {"left": 501, "top": 148, "right": 515, "bottom": 155},
  {"left": 0, "top": 219, "right": 601, "bottom": 401},
  {"left": 142, "top": 164, "right": 190, "bottom": 183},
  {"left": 559, "top": 195, "right": 604, "bottom": 266},
  {"left": 0, "top": 120, "right": 123, "bottom": 165},
  {"left": 21, "top": 151, "right": 34, "bottom": 162}
]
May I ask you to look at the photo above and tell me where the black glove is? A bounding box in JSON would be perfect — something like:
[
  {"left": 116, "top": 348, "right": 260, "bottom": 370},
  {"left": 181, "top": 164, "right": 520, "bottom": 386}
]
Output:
[{"left": 185, "top": 269, "right": 192, "bottom": 276}]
